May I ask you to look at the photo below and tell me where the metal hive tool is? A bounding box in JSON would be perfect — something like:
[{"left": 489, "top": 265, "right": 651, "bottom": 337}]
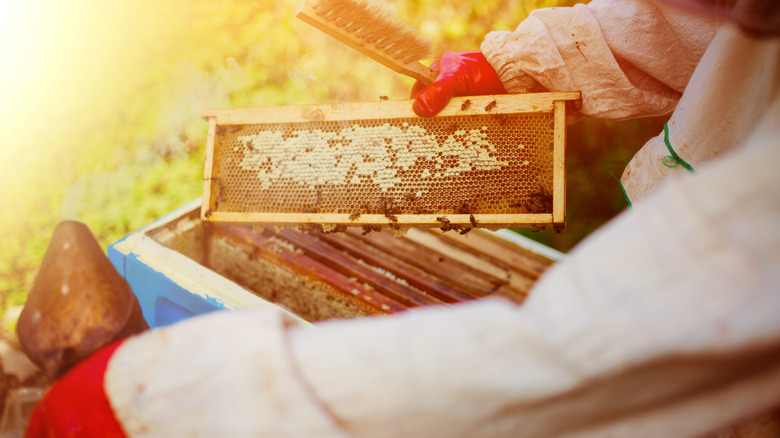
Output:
[{"left": 201, "top": 92, "right": 581, "bottom": 233}]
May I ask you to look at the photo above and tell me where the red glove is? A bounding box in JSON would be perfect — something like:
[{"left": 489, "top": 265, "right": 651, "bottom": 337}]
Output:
[
  {"left": 411, "top": 51, "right": 507, "bottom": 117},
  {"left": 25, "top": 341, "right": 127, "bottom": 438}
]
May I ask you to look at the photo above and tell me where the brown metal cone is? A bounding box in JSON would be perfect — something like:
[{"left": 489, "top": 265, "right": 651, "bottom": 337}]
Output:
[{"left": 16, "top": 221, "right": 148, "bottom": 379}]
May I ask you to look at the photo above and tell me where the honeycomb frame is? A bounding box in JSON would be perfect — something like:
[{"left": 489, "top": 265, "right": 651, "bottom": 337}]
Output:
[{"left": 201, "top": 92, "right": 581, "bottom": 231}]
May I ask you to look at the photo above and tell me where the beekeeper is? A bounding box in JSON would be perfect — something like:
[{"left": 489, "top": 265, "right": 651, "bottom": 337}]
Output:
[{"left": 25, "top": 0, "right": 780, "bottom": 436}]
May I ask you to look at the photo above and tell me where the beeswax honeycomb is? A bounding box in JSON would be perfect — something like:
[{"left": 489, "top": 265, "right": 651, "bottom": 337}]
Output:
[{"left": 210, "top": 113, "right": 555, "bottom": 216}]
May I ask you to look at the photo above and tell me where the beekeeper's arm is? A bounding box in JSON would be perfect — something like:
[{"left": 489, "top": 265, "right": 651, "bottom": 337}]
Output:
[{"left": 414, "top": 0, "right": 720, "bottom": 118}]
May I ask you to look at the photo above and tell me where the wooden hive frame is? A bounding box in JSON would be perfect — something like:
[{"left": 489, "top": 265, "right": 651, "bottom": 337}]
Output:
[{"left": 201, "top": 92, "right": 581, "bottom": 232}]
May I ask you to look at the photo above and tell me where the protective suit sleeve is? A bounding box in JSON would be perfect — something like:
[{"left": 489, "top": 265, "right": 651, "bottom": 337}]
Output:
[
  {"left": 285, "top": 99, "right": 780, "bottom": 437},
  {"left": 481, "top": 0, "right": 720, "bottom": 119}
]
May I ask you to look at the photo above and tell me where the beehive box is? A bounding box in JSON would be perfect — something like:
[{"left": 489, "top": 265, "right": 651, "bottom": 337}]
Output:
[
  {"left": 201, "top": 92, "right": 580, "bottom": 232},
  {"left": 108, "top": 199, "right": 562, "bottom": 328}
]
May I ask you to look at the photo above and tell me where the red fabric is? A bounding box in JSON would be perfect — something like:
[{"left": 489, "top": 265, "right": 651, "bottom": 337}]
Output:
[
  {"left": 411, "top": 51, "right": 507, "bottom": 117},
  {"left": 25, "top": 340, "right": 127, "bottom": 438}
]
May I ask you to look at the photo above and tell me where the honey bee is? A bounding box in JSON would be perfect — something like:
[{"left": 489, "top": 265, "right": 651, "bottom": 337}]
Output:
[
  {"left": 203, "top": 208, "right": 212, "bottom": 218},
  {"left": 456, "top": 203, "right": 478, "bottom": 228},
  {"left": 531, "top": 224, "right": 546, "bottom": 233},
  {"left": 246, "top": 139, "right": 256, "bottom": 151},
  {"left": 460, "top": 99, "right": 472, "bottom": 111},
  {"left": 380, "top": 196, "right": 399, "bottom": 223},
  {"left": 206, "top": 177, "right": 227, "bottom": 202},
  {"left": 348, "top": 212, "right": 361, "bottom": 221},
  {"left": 436, "top": 217, "right": 458, "bottom": 232},
  {"left": 527, "top": 198, "right": 544, "bottom": 213},
  {"left": 404, "top": 191, "right": 418, "bottom": 203},
  {"left": 491, "top": 113, "right": 508, "bottom": 126},
  {"left": 459, "top": 227, "right": 472, "bottom": 235},
  {"left": 444, "top": 122, "right": 459, "bottom": 135},
  {"left": 228, "top": 125, "right": 243, "bottom": 133},
  {"left": 514, "top": 186, "right": 554, "bottom": 214},
  {"left": 379, "top": 95, "right": 389, "bottom": 101},
  {"left": 361, "top": 225, "right": 381, "bottom": 235},
  {"left": 484, "top": 100, "right": 497, "bottom": 112}
]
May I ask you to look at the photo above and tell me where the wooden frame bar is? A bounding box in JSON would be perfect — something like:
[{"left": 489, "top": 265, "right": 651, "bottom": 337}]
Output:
[
  {"left": 200, "top": 93, "right": 581, "bottom": 124},
  {"left": 552, "top": 100, "right": 567, "bottom": 230},
  {"left": 205, "top": 212, "right": 553, "bottom": 229},
  {"left": 202, "top": 117, "right": 217, "bottom": 217}
]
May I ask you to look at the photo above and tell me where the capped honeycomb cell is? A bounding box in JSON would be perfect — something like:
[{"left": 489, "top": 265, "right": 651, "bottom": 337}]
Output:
[{"left": 202, "top": 92, "right": 580, "bottom": 232}]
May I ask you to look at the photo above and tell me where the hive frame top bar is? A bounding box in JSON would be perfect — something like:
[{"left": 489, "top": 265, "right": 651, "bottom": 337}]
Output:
[
  {"left": 201, "top": 92, "right": 581, "bottom": 232},
  {"left": 201, "top": 92, "right": 582, "bottom": 124}
]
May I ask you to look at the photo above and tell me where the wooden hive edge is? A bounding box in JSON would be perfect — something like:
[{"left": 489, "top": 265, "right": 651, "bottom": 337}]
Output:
[
  {"left": 200, "top": 92, "right": 582, "bottom": 124},
  {"left": 204, "top": 212, "right": 554, "bottom": 228}
]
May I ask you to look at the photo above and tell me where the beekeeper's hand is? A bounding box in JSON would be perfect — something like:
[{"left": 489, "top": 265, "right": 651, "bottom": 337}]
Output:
[
  {"left": 25, "top": 341, "right": 128, "bottom": 438},
  {"left": 411, "top": 51, "right": 507, "bottom": 117}
]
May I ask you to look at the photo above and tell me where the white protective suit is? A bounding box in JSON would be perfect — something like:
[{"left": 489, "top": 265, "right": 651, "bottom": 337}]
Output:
[{"left": 102, "top": 0, "right": 780, "bottom": 436}]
